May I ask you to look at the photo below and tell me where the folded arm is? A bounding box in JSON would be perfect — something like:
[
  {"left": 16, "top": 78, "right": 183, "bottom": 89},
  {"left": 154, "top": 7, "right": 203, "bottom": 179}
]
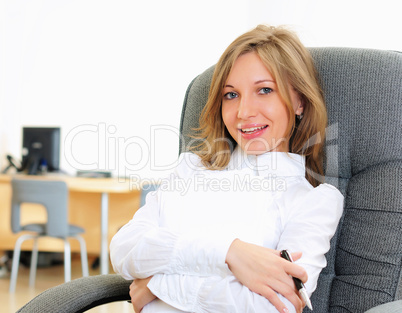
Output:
[{"left": 110, "top": 184, "right": 233, "bottom": 280}]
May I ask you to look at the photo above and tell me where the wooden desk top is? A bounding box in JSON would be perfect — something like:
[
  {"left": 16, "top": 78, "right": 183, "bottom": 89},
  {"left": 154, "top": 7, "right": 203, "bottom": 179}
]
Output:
[{"left": 0, "top": 174, "right": 141, "bottom": 193}]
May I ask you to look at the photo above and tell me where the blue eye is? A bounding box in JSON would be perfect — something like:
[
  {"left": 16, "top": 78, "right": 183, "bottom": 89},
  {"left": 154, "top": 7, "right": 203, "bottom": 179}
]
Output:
[
  {"left": 259, "top": 87, "right": 273, "bottom": 94},
  {"left": 224, "top": 92, "right": 238, "bottom": 100}
]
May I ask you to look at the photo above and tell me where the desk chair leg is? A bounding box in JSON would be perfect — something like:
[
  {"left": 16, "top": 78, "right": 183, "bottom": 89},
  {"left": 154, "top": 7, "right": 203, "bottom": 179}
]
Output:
[
  {"left": 29, "top": 238, "right": 39, "bottom": 287},
  {"left": 9, "top": 234, "right": 37, "bottom": 293},
  {"left": 75, "top": 235, "right": 89, "bottom": 277},
  {"left": 63, "top": 240, "right": 71, "bottom": 282}
]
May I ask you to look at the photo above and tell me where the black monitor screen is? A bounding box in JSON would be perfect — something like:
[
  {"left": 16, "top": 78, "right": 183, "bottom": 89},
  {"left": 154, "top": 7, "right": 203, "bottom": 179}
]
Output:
[{"left": 22, "top": 127, "right": 61, "bottom": 174}]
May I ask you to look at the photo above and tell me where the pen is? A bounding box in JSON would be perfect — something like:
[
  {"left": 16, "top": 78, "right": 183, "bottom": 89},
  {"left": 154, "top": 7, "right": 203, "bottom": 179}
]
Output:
[{"left": 280, "top": 250, "right": 313, "bottom": 311}]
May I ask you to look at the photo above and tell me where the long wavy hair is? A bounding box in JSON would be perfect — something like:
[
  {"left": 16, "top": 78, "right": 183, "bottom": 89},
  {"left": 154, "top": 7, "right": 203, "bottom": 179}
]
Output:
[{"left": 192, "top": 25, "right": 327, "bottom": 187}]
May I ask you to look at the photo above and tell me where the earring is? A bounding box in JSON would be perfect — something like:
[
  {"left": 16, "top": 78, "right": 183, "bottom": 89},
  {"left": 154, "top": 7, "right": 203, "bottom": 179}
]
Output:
[{"left": 297, "top": 113, "right": 303, "bottom": 120}]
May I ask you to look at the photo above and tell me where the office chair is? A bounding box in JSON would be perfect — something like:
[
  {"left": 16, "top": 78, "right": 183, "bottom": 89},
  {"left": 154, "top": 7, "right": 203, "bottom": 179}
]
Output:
[
  {"left": 9, "top": 178, "right": 89, "bottom": 292},
  {"left": 16, "top": 47, "right": 402, "bottom": 312}
]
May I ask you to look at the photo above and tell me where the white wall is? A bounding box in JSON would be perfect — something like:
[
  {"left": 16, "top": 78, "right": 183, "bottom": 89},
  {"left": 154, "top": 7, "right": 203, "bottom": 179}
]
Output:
[
  {"left": 1, "top": 0, "right": 401, "bottom": 180},
  {"left": 247, "top": 0, "right": 402, "bottom": 50}
]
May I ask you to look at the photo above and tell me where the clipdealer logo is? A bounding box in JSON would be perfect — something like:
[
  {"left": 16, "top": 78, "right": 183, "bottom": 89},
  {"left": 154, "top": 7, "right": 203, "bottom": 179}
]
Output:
[
  {"left": 64, "top": 123, "right": 182, "bottom": 178},
  {"left": 63, "top": 122, "right": 340, "bottom": 188}
]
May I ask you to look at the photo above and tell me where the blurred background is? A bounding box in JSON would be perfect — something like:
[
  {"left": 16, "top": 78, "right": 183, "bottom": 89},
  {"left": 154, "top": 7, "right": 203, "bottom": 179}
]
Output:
[{"left": 1, "top": 0, "right": 401, "bottom": 180}]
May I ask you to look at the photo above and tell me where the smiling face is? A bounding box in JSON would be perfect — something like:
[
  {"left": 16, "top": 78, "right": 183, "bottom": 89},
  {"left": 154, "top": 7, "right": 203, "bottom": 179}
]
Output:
[{"left": 221, "top": 52, "right": 303, "bottom": 154}]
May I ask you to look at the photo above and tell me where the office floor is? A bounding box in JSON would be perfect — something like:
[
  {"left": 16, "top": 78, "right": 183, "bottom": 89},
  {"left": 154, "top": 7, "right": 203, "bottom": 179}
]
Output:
[{"left": 0, "top": 253, "right": 132, "bottom": 313}]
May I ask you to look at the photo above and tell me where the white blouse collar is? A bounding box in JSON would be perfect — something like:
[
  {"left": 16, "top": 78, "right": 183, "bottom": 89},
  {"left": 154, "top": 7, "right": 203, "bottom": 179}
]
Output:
[{"left": 227, "top": 145, "right": 306, "bottom": 178}]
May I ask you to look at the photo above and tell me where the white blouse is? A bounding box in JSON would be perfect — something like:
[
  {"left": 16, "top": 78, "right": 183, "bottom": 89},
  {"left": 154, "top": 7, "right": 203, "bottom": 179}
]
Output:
[{"left": 110, "top": 146, "right": 344, "bottom": 313}]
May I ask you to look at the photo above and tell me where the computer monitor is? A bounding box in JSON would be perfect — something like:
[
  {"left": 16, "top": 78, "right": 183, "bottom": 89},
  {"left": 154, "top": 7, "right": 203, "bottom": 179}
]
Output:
[{"left": 22, "top": 127, "right": 61, "bottom": 175}]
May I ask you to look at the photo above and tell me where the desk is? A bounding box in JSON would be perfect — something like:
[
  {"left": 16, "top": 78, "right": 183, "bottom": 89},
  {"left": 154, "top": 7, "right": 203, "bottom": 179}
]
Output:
[
  {"left": 0, "top": 174, "right": 141, "bottom": 275},
  {"left": 67, "top": 177, "right": 140, "bottom": 274},
  {"left": 68, "top": 177, "right": 141, "bottom": 274}
]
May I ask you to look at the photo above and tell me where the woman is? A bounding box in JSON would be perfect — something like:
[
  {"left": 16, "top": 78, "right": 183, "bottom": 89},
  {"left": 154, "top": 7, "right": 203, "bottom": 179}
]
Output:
[{"left": 110, "top": 25, "right": 343, "bottom": 313}]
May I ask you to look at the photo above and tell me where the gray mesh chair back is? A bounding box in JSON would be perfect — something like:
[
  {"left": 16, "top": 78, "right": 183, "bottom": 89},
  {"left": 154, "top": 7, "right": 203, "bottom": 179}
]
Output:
[
  {"left": 179, "top": 48, "right": 402, "bottom": 312},
  {"left": 9, "top": 178, "right": 89, "bottom": 292}
]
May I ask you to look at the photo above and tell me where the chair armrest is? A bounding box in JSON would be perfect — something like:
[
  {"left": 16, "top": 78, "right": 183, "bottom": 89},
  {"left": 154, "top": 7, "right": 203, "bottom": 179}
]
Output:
[
  {"left": 17, "top": 274, "right": 132, "bottom": 313},
  {"left": 365, "top": 300, "right": 402, "bottom": 313}
]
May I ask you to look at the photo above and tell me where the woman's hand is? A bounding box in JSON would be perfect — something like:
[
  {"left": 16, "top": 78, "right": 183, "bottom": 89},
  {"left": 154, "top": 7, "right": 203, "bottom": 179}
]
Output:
[
  {"left": 226, "top": 239, "right": 308, "bottom": 313},
  {"left": 130, "top": 277, "right": 157, "bottom": 313}
]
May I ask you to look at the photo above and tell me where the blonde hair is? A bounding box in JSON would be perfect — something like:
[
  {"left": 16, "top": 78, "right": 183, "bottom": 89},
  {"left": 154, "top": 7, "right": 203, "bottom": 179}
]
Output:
[{"left": 192, "top": 25, "right": 327, "bottom": 187}]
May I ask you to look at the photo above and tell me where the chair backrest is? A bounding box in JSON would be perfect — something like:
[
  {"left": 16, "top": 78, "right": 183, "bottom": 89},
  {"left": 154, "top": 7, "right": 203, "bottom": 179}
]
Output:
[
  {"left": 140, "top": 183, "right": 159, "bottom": 207},
  {"left": 11, "top": 178, "right": 70, "bottom": 238},
  {"left": 179, "top": 48, "right": 402, "bottom": 312}
]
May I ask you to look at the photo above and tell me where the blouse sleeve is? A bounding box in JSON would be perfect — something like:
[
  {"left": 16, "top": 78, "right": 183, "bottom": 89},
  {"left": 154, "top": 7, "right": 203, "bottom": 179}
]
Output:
[
  {"left": 109, "top": 154, "right": 233, "bottom": 280},
  {"left": 276, "top": 182, "right": 344, "bottom": 295}
]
